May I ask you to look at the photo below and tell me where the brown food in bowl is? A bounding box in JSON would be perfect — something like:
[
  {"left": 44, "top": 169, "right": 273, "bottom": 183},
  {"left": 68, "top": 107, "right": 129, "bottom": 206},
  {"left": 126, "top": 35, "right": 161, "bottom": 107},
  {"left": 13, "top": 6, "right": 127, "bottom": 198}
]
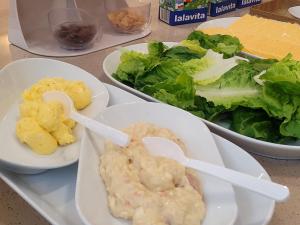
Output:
[
  {"left": 54, "top": 22, "right": 97, "bottom": 49},
  {"left": 107, "top": 8, "right": 146, "bottom": 33}
]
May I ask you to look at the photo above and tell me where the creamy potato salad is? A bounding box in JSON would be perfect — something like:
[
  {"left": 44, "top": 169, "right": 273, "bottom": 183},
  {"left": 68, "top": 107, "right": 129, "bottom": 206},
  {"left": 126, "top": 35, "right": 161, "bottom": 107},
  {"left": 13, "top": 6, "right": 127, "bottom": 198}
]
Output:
[{"left": 99, "top": 122, "right": 205, "bottom": 225}]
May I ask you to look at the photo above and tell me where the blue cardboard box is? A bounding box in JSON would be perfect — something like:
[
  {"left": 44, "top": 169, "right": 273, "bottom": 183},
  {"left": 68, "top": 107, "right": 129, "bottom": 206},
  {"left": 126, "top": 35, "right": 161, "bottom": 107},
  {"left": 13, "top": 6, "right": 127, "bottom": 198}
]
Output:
[
  {"left": 159, "top": 0, "right": 208, "bottom": 26},
  {"left": 236, "top": 0, "right": 261, "bottom": 8},
  {"left": 159, "top": 7, "right": 208, "bottom": 25},
  {"left": 209, "top": 0, "right": 237, "bottom": 17}
]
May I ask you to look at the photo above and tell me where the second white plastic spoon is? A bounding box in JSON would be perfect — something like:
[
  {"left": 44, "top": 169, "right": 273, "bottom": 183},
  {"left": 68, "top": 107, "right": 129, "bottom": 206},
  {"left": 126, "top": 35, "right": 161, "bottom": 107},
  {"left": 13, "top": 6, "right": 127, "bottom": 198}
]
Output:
[{"left": 143, "top": 136, "right": 290, "bottom": 202}]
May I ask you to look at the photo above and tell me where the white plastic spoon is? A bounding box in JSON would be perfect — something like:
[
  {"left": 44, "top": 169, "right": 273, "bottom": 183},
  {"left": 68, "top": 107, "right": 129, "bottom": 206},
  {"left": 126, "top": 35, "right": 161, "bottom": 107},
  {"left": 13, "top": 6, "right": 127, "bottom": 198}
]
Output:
[
  {"left": 43, "top": 91, "right": 129, "bottom": 147},
  {"left": 143, "top": 136, "right": 290, "bottom": 202}
]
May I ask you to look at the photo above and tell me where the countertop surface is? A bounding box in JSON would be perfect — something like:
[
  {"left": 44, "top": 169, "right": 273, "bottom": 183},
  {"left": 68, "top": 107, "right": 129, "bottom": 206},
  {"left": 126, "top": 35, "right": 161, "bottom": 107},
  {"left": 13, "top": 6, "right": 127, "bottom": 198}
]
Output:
[{"left": 0, "top": 1, "right": 299, "bottom": 225}]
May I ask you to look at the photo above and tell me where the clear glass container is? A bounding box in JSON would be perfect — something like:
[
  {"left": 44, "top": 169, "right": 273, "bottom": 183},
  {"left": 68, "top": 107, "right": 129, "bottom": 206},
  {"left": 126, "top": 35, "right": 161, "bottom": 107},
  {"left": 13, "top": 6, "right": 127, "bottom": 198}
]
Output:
[
  {"left": 104, "top": 0, "right": 151, "bottom": 34},
  {"left": 48, "top": 8, "right": 101, "bottom": 50}
]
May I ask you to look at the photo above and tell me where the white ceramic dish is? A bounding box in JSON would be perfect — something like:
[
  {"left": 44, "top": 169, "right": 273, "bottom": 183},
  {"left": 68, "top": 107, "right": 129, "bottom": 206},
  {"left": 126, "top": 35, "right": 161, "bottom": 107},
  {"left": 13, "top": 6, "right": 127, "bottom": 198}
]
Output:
[
  {"left": 0, "top": 84, "right": 274, "bottom": 225},
  {"left": 76, "top": 102, "right": 238, "bottom": 225},
  {"left": 103, "top": 42, "right": 300, "bottom": 159},
  {"left": 0, "top": 58, "right": 109, "bottom": 174}
]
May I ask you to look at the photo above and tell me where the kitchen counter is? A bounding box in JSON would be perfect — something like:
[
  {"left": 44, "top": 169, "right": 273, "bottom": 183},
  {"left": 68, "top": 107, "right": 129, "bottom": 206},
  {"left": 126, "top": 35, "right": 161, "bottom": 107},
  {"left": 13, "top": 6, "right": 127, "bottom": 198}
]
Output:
[{"left": 0, "top": 1, "right": 299, "bottom": 225}]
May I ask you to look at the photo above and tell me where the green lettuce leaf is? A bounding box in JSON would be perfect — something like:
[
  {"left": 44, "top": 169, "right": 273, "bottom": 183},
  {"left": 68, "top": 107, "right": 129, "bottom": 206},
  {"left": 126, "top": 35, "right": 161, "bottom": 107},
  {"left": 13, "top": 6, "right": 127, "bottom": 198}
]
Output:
[
  {"left": 280, "top": 106, "right": 300, "bottom": 138},
  {"left": 179, "top": 40, "right": 207, "bottom": 56},
  {"left": 185, "top": 50, "right": 241, "bottom": 85},
  {"left": 139, "top": 71, "right": 195, "bottom": 110},
  {"left": 162, "top": 46, "right": 205, "bottom": 62},
  {"left": 112, "top": 51, "right": 159, "bottom": 87},
  {"left": 148, "top": 41, "right": 168, "bottom": 58},
  {"left": 189, "top": 96, "right": 227, "bottom": 121},
  {"left": 187, "top": 31, "right": 243, "bottom": 58},
  {"left": 135, "top": 59, "right": 187, "bottom": 88},
  {"left": 230, "top": 107, "right": 283, "bottom": 142},
  {"left": 259, "top": 82, "right": 300, "bottom": 139},
  {"left": 260, "top": 54, "right": 300, "bottom": 95},
  {"left": 194, "top": 59, "right": 274, "bottom": 108},
  {"left": 257, "top": 55, "right": 300, "bottom": 138}
]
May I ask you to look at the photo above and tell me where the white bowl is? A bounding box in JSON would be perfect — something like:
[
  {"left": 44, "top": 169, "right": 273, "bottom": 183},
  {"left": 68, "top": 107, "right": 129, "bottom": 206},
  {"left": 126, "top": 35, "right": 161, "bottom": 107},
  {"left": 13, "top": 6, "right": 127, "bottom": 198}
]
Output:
[
  {"left": 0, "top": 58, "right": 109, "bottom": 174},
  {"left": 103, "top": 42, "right": 300, "bottom": 159},
  {"left": 76, "top": 102, "right": 238, "bottom": 225}
]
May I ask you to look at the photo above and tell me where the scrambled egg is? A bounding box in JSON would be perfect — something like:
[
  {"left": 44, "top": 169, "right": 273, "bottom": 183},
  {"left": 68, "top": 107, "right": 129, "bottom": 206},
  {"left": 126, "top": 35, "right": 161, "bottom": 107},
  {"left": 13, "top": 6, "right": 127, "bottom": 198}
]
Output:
[
  {"left": 16, "top": 117, "right": 58, "bottom": 155},
  {"left": 199, "top": 14, "right": 300, "bottom": 60},
  {"left": 100, "top": 123, "right": 205, "bottom": 225},
  {"left": 16, "top": 77, "right": 91, "bottom": 155}
]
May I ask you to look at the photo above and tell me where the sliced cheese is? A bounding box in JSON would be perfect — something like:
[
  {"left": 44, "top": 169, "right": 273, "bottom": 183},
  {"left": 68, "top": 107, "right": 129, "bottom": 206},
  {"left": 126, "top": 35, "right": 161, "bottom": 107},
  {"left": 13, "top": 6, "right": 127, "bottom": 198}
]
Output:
[{"left": 199, "top": 14, "right": 300, "bottom": 60}]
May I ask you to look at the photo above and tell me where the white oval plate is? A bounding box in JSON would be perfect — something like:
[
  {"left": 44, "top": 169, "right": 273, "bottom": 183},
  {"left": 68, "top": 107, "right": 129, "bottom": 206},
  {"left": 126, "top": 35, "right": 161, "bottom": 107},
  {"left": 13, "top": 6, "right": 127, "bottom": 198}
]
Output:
[
  {"left": 76, "top": 102, "right": 238, "bottom": 225},
  {"left": 0, "top": 58, "right": 109, "bottom": 174},
  {"left": 103, "top": 42, "right": 300, "bottom": 159}
]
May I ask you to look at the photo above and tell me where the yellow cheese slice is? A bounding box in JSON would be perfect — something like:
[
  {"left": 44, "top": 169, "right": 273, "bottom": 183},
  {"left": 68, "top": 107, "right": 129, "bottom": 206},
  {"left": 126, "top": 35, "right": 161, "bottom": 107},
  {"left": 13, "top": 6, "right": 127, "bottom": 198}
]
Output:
[{"left": 199, "top": 14, "right": 300, "bottom": 60}]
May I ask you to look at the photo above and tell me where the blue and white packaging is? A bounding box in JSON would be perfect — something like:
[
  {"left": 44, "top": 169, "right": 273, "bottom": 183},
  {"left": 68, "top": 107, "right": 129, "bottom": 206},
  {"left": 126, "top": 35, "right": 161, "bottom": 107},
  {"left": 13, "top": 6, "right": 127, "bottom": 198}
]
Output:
[
  {"left": 159, "top": 0, "right": 208, "bottom": 26},
  {"left": 209, "top": 0, "right": 237, "bottom": 17},
  {"left": 159, "top": 7, "right": 208, "bottom": 25},
  {"left": 236, "top": 0, "right": 261, "bottom": 8}
]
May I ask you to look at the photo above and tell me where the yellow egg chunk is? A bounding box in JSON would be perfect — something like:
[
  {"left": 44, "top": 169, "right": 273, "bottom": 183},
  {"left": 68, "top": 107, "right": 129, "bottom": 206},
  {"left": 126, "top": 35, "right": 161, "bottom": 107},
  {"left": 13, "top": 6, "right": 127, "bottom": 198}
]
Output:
[
  {"left": 19, "top": 101, "right": 39, "bottom": 118},
  {"left": 36, "top": 102, "right": 64, "bottom": 132},
  {"left": 63, "top": 118, "right": 76, "bottom": 129},
  {"left": 51, "top": 123, "right": 76, "bottom": 145},
  {"left": 16, "top": 117, "right": 58, "bottom": 155},
  {"left": 22, "top": 77, "right": 67, "bottom": 102},
  {"left": 16, "top": 77, "right": 92, "bottom": 155},
  {"left": 65, "top": 81, "right": 92, "bottom": 110}
]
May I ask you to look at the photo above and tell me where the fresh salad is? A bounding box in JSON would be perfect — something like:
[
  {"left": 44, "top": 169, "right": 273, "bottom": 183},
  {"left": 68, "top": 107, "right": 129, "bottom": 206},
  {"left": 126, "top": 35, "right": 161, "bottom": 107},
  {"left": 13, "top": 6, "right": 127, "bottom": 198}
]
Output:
[{"left": 113, "top": 31, "right": 300, "bottom": 144}]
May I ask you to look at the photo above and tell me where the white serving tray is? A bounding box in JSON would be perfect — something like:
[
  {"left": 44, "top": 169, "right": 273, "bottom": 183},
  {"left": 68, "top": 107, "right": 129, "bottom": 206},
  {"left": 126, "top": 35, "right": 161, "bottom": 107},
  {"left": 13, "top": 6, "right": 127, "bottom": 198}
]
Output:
[{"left": 0, "top": 84, "right": 274, "bottom": 225}]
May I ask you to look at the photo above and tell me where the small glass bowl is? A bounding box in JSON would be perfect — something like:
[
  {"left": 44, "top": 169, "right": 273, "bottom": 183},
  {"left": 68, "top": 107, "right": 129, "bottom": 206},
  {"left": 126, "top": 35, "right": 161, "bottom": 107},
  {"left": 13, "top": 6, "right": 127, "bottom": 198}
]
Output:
[
  {"left": 104, "top": 0, "right": 151, "bottom": 34},
  {"left": 48, "top": 8, "right": 101, "bottom": 50}
]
